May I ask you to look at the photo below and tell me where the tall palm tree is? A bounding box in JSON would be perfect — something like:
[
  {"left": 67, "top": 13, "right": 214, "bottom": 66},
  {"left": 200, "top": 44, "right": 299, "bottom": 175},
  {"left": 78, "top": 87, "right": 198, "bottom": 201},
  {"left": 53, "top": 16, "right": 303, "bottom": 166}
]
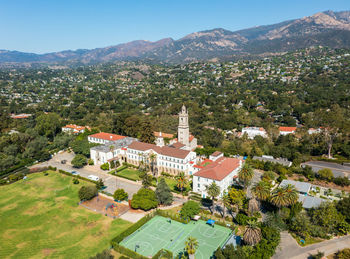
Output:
[
  {"left": 176, "top": 172, "right": 187, "bottom": 196},
  {"left": 221, "top": 193, "right": 231, "bottom": 218},
  {"left": 238, "top": 163, "right": 254, "bottom": 189},
  {"left": 149, "top": 153, "right": 157, "bottom": 176},
  {"left": 252, "top": 181, "right": 271, "bottom": 201},
  {"left": 243, "top": 220, "right": 262, "bottom": 246},
  {"left": 248, "top": 198, "right": 259, "bottom": 217},
  {"left": 205, "top": 182, "right": 221, "bottom": 214},
  {"left": 270, "top": 184, "right": 298, "bottom": 208},
  {"left": 185, "top": 236, "right": 198, "bottom": 259}
]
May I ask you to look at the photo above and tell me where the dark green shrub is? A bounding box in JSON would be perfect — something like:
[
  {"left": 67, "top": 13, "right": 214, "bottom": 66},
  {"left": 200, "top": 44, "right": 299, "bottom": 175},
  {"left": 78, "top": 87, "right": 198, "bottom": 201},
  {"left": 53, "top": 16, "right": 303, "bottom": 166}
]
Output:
[
  {"left": 72, "top": 178, "right": 79, "bottom": 184},
  {"left": 78, "top": 185, "right": 98, "bottom": 201},
  {"left": 131, "top": 188, "right": 158, "bottom": 211},
  {"left": 113, "top": 189, "right": 128, "bottom": 201},
  {"left": 89, "top": 249, "right": 114, "bottom": 259},
  {"left": 100, "top": 163, "right": 109, "bottom": 171},
  {"left": 72, "top": 154, "right": 87, "bottom": 168},
  {"left": 180, "top": 200, "right": 200, "bottom": 220}
]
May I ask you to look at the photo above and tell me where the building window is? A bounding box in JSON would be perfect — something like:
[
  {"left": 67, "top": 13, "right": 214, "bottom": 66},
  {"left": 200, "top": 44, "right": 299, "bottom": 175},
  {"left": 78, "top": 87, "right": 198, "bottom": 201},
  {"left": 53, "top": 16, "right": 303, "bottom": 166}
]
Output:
[{"left": 197, "top": 184, "right": 200, "bottom": 188}]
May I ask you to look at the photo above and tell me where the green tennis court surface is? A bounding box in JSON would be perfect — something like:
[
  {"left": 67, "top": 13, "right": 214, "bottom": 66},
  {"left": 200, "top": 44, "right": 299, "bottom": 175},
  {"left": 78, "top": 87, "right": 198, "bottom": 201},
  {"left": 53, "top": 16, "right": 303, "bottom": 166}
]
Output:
[{"left": 120, "top": 215, "right": 232, "bottom": 258}]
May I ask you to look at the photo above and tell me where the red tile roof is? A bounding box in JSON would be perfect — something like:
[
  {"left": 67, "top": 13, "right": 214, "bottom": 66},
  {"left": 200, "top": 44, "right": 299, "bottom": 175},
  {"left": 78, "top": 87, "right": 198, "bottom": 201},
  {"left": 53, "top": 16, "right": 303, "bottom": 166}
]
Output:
[
  {"left": 211, "top": 151, "right": 222, "bottom": 157},
  {"left": 127, "top": 141, "right": 191, "bottom": 159},
  {"left": 88, "top": 132, "right": 126, "bottom": 141},
  {"left": 279, "top": 127, "right": 297, "bottom": 132},
  {"left": 169, "top": 142, "right": 186, "bottom": 149},
  {"left": 194, "top": 157, "right": 242, "bottom": 181},
  {"left": 154, "top": 132, "right": 174, "bottom": 139}
]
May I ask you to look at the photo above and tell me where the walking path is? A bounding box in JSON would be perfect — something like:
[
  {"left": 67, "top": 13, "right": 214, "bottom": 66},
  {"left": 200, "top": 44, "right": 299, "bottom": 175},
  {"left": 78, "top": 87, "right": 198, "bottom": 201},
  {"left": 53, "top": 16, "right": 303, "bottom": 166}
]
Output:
[{"left": 273, "top": 231, "right": 350, "bottom": 259}]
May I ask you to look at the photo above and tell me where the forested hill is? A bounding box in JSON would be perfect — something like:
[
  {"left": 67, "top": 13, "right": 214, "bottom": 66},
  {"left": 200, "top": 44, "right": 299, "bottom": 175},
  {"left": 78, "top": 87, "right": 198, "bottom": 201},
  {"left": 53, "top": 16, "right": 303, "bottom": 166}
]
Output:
[{"left": 1, "top": 10, "right": 350, "bottom": 65}]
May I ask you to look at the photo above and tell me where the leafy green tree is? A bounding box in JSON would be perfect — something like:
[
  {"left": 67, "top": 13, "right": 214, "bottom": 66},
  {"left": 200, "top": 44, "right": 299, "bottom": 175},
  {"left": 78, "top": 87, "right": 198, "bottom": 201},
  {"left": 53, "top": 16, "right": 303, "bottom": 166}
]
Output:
[
  {"left": 78, "top": 185, "right": 98, "bottom": 201},
  {"left": 336, "top": 248, "right": 350, "bottom": 259},
  {"left": 317, "top": 168, "right": 333, "bottom": 181},
  {"left": 180, "top": 201, "right": 200, "bottom": 219},
  {"left": 139, "top": 120, "right": 155, "bottom": 143},
  {"left": 35, "top": 113, "right": 61, "bottom": 140},
  {"left": 206, "top": 182, "right": 221, "bottom": 214},
  {"left": 289, "top": 211, "right": 311, "bottom": 238},
  {"left": 310, "top": 202, "right": 344, "bottom": 234},
  {"left": 155, "top": 178, "right": 173, "bottom": 205},
  {"left": 243, "top": 220, "right": 262, "bottom": 246},
  {"left": 185, "top": 236, "right": 198, "bottom": 259},
  {"left": 131, "top": 188, "right": 158, "bottom": 211},
  {"left": 336, "top": 197, "right": 350, "bottom": 223},
  {"left": 228, "top": 187, "right": 246, "bottom": 212},
  {"left": 238, "top": 163, "right": 254, "bottom": 189},
  {"left": 71, "top": 154, "right": 87, "bottom": 168},
  {"left": 113, "top": 189, "right": 128, "bottom": 201}
]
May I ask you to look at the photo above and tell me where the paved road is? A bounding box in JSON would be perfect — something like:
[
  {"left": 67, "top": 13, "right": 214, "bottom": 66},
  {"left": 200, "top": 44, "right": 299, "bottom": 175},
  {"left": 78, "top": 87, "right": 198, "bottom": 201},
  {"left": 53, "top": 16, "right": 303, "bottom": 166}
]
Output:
[
  {"left": 34, "top": 151, "right": 186, "bottom": 204},
  {"left": 273, "top": 231, "right": 350, "bottom": 259},
  {"left": 301, "top": 161, "right": 350, "bottom": 179}
]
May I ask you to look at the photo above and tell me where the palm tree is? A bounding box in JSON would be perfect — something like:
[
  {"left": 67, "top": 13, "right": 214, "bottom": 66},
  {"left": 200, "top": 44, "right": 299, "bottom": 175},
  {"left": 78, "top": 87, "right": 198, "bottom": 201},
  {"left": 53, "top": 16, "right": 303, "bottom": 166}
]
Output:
[
  {"left": 176, "top": 172, "right": 187, "bottom": 196},
  {"left": 238, "top": 163, "right": 254, "bottom": 189},
  {"left": 149, "top": 153, "right": 157, "bottom": 176},
  {"left": 221, "top": 193, "right": 231, "bottom": 218},
  {"left": 243, "top": 220, "right": 262, "bottom": 246},
  {"left": 270, "top": 184, "right": 298, "bottom": 208},
  {"left": 252, "top": 181, "right": 271, "bottom": 201},
  {"left": 205, "top": 182, "right": 221, "bottom": 214},
  {"left": 185, "top": 236, "right": 198, "bottom": 259}
]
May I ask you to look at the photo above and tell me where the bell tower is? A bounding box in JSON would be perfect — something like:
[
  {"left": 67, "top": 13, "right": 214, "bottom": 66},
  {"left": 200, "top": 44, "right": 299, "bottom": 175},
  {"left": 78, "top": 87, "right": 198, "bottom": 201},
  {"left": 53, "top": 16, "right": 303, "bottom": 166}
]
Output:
[{"left": 178, "top": 105, "right": 189, "bottom": 147}]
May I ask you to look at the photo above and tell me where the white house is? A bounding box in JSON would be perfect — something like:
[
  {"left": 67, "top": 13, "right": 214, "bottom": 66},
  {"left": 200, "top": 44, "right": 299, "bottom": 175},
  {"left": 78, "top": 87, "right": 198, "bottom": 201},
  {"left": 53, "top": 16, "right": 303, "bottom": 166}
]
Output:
[
  {"left": 90, "top": 137, "right": 135, "bottom": 165},
  {"left": 126, "top": 141, "right": 197, "bottom": 176},
  {"left": 88, "top": 132, "right": 126, "bottom": 145},
  {"left": 193, "top": 157, "right": 243, "bottom": 198},
  {"left": 242, "top": 127, "right": 267, "bottom": 139},
  {"left": 279, "top": 126, "right": 297, "bottom": 136},
  {"left": 62, "top": 124, "right": 90, "bottom": 134},
  {"left": 308, "top": 128, "right": 322, "bottom": 135}
]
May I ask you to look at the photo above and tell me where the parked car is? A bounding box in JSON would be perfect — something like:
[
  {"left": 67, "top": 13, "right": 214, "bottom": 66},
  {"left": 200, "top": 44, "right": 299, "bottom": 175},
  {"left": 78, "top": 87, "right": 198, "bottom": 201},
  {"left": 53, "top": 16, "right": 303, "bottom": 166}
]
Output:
[
  {"left": 88, "top": 175, "right": 99, "bottom": 181},
  {"left": 61, "top": 160, "right": 67, "bottom": 164},
  {"left": 71, "top": 171, "right": 79, "bottom": 176}
]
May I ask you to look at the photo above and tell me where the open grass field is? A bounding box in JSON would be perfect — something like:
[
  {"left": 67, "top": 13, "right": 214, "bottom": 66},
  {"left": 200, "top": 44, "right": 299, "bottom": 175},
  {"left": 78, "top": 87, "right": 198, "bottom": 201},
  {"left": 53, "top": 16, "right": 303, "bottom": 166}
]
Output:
[
  {"left": 120, "top": 216, "right": 232, "bottom": 258},
  {"left": 0, "top": 171, "right": 132, "bottom": 259}
]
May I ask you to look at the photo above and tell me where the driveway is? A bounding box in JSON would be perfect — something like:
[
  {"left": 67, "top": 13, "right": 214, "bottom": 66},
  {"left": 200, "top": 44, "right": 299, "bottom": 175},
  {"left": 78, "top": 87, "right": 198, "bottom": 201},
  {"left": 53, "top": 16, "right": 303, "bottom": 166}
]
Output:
[
  {"left": 273, "top": 231, "right": 350, "bottom": 259},
  {"left": 301, "top": 161, "right": 350, "bottom": 179}
]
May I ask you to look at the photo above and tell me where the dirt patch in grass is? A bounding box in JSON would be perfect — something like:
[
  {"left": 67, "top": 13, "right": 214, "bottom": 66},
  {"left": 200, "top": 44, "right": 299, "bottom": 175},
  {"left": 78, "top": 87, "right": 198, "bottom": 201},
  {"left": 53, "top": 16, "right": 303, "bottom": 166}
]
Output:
[
  {"left": 2, "top": 229, "right": 17, "bottom": 239},
  {"left": 42, "top": 248, "right": 56, "bottom": 256},
  {"left": 16, "top": 242, "right": 28, "bottom": 249},
  {"left": 81, "top": 195, "right": 129, "bottom": 218},
  {"left": 1, "top": 202, "right": 18, "bottom": 211}
]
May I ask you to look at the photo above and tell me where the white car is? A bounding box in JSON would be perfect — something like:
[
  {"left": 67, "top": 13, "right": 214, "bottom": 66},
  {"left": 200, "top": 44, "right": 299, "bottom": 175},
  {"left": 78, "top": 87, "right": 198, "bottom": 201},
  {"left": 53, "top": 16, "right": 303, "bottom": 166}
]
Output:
[{"left": 88, "top": 175, "right": 99, "bottom": 181}]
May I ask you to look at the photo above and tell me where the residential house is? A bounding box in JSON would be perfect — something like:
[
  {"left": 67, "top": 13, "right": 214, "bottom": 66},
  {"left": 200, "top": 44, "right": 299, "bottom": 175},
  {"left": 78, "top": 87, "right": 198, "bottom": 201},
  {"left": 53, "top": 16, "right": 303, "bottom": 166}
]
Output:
[
  {"left": 253, "top": 155, "right": 292, "bottom": 167},
  {"left": 62, "top": 124, "right": 90, "bottom": 135},
  {"left": 279, "top": 126, "right": 297, "bottom": 135},
  {"left": 241, "top": 127, "right": 267, "bottom": 139}
]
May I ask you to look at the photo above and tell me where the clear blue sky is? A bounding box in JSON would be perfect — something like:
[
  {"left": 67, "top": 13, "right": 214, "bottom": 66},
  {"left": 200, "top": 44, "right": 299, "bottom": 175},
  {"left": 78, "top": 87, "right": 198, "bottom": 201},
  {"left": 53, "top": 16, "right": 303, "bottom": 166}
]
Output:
[{"left": 1, "top": 0, "right": 349, "bottom": 53}]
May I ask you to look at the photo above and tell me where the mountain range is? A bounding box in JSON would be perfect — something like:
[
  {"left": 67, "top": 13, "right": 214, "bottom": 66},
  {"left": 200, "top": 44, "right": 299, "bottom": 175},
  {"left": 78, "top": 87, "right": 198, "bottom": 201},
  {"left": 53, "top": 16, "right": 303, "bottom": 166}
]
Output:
[{"left": 1, "top": 10, "right": 350, "bottom": 65}]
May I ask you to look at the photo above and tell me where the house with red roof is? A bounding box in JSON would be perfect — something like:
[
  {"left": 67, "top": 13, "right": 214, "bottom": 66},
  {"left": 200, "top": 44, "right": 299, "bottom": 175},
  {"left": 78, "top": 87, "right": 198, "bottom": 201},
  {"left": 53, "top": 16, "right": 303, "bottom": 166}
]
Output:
[
  {"left": 193, "top": 155, "right": 243, "bottom": 198},
  {"left": 62, "top": 124, "right": 91, "bottom": 135},
  {"left": 88, "top": 132, "right": 126, "bottom": 145},
  {"left": 279, "top": 126, "right": 297, "bottom": 136}
]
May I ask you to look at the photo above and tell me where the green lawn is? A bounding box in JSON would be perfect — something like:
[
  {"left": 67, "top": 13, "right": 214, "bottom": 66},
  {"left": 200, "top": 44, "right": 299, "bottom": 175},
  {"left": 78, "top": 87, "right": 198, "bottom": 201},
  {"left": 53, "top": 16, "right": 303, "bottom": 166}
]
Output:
[
  {"left": 116, "top": 168, "right": 142, "bottom": 181},
  {"left": 116, "top": 168, "right": 190, "bottom": 193},
  {"left": 0, "top": 171, "right": 132, "bottom": 259}
]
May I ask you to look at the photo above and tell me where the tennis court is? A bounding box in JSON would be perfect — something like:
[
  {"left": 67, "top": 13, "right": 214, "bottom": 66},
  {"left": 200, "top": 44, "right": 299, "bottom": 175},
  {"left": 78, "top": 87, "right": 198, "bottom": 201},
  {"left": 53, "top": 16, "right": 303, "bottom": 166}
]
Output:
[{"left": 120, "top": 215, "right": 232, "bottom": 258}]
